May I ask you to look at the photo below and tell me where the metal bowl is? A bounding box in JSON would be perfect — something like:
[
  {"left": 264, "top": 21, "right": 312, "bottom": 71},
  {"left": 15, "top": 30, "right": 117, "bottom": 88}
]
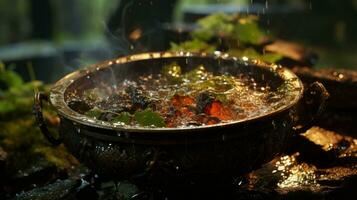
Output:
[{"left": 34, "top": 52, "right": 328, "bottom": 184}]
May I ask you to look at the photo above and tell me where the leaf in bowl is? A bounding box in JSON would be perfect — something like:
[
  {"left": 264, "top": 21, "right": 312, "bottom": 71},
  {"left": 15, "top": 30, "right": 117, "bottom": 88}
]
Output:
[
  {"left": 134, "top": 109, "right": 165, "bottom": 128},
  {"left": 111, "top": 112, "right": 132, "bottom": 125},
  {"left": 85, "top": 107, "right": 103, "bottom": 119}
]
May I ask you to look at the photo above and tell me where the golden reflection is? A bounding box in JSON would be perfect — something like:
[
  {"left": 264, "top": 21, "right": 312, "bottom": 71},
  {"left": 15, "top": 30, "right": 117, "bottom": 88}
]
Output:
[
  {"left": 274, "top": 153, "right": 318, "bottom": 188},
  {"left": 303, "top": 127, "right": 357, "bottom": 157}
]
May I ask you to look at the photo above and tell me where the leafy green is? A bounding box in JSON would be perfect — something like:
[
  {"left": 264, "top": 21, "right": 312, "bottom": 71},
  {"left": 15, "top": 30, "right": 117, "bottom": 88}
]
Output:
[
  {"left": 170, "top": 39, "right": 216, "bottom": 53},
  {"left": 0, "top": 65, "right": 79, "bottom": 171},
  {"left": 134, "top": 109, "right": 165, "bottom": 128},
  {"left": 84, "top": 107, "right": 103, "bottom": 119},
  {"left": 0, "top": 64, "right": 45, "bottom": 116},
  {"left": 234, "top": 17, "right": 265, "bottom": 45},
  {"left": 170, "top": 13, "right": 283, "bottom": 63},
  {"left": 0, "top": 63, "right": 24, "bottom": 88},
  {"left": 192, "top": 12, "right": 235, "bottom": 41},
  {"left": 111, "top": 112, "right": 131, "bottom": 125}
]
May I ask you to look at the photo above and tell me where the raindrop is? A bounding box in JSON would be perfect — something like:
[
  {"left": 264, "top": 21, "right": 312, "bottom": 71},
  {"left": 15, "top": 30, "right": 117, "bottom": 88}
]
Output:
[
  {"left": 222, "top": 134, "right": 226, "bottom": 141},
  {"left": 265, "top": 0, "right": 269, "bottom": 9}
]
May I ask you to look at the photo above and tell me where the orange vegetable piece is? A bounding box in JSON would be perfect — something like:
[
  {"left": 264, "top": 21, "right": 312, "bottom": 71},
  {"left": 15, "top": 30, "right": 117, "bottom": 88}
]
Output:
[
  {"left": 204, "top": 101, "right": 233, "bottom": 121},
  {"left": 171, "top": 95, "right": 195, "bottom": 107}
]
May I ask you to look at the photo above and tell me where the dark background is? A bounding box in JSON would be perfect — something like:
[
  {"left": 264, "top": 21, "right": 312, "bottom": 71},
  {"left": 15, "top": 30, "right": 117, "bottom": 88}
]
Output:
[{"left": 0, "top": 0, "right": 356, "bottom": 82}]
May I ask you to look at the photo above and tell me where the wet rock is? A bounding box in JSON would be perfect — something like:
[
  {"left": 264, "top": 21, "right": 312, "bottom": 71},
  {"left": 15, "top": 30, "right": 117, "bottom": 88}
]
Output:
[
  {"left": 11, "top": 158, "right": 62, "bottom": 188},
  {"left": 285, "top": 134, "right": 336, "bottom": 167},
  {"left": 76, "top": 181, "right": 99, "bottom": 200},
  {"left": 116, "top": 181, "right": 140, "bottom": 200},
  {"left": 14, "top": 179, "right": 81, "bottom": 200},
  {"left": 2, "top": 156, "right": 66, "bottom": 198},
  {"left": 293, "top": 67, "right": 357, "bottom": 110}
]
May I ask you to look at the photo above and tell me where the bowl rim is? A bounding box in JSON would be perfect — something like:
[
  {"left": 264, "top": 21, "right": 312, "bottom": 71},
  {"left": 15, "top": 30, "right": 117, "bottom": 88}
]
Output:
[{"left": 49, "top": 51, "right": 304, "bottom": 133}]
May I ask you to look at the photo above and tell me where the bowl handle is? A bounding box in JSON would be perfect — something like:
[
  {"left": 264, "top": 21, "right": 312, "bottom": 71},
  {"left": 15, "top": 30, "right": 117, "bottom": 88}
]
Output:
[
  {"left": 33, "top": 92, "right": 62, "bottom": 146},
  {"left": 293, "top": 82, "right": 329, "bottom": 134}
]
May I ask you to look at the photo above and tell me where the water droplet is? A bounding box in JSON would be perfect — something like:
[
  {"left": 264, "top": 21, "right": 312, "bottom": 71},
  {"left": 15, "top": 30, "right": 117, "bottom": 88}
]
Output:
[{"left": 265, "top": 0, "right": 269, "bottom": 9}]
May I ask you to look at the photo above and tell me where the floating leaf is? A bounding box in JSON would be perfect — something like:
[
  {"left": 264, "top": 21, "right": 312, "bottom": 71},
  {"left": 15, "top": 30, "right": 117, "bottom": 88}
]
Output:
[
  {"left": 111, "top": 112, "right": 131, "bottom": 125},
  {"left": 134, "top": 109, "right": 165, "bottom": 128},
  {"left": 84, "top": 107, "right": 103, "bottom": 119}
]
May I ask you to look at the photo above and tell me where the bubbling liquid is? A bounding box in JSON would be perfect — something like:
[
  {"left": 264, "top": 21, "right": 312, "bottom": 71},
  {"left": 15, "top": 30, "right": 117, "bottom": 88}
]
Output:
[{"left": 67, "top": 64, "right": 293, "bottom": 128}]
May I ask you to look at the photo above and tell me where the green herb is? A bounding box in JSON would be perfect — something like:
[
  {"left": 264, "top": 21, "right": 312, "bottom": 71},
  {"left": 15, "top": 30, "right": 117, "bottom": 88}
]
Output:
[
  {"left": 170, "top": 39, "right": 216, "bottom": 53},
  {"left": 0, "top": 63, "right": 24, "bottom": 88},
  {"left": 233, "top": 16, "right": 265, "bottom": 45},
  {"left": 84, "top": 107, "right": 103, "bottom": 119},
  {"left": 111, "top": 112, "right": 131, "bottom": 125},
  {"left": 170, "top": 13, "right": 283, "bottom": 63},
  {"left": 0, "top": 64, "right": 78, "bottom": 171},
  {"left": 0, "top": 64, "right": 45, "bottom": 116},
  {"left": 193, "top": 12, "right": 235, "bottom": 41},
  {"left": 134, "top": 109, "right": 165, "bottom": 128}
]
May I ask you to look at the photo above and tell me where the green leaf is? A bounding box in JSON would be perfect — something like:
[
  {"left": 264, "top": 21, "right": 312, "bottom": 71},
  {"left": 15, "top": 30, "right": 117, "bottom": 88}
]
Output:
[
  {"left": 134, "top": 109, "right": 165, "bottom": 128},
  {"left": 170, "top": 39, "right": 216, "bottom": 53},
  {"left": 0, "top": 68, "right": 24, "bottom": 88},
  {"left": 234, "top": 18, "right": 265, "bottom": 45},
  {"left": 85, "top": 107, "right": 103, "bottom": 119},
  {"left": 193, "top": 13, "right": 235, "bottom": 41},
  {"left": 111, "top": 112, "right": 131, "bottom": 125},
  {"left": 0, "top": 100, "right": 15, "bottom": 113}
]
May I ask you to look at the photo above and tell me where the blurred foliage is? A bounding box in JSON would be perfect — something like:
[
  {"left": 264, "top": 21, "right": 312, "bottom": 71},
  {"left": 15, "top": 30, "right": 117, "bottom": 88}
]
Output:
[
  {"left": 0, "top": 0, "right": 31, "bottom": 45},
  {"left": 51, "top": 0, "right": 120, "bottom": 42},
  {"left": 171, "top": 13, "right": 282, "bottom": 63},
  {"left": 0, "top": 63, "right": 78, "bottom": 170}
]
